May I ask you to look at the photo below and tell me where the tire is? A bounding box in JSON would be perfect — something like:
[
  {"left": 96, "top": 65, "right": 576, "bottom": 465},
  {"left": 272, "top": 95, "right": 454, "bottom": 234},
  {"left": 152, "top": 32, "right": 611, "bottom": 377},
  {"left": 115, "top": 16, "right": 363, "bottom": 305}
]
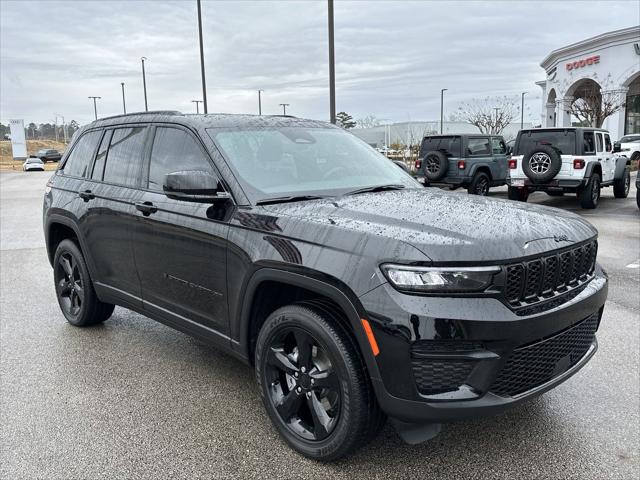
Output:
[
  {"left": 467, "top": 171, "right": 490, "bottom": 196},
  {"left": 255, "top": 302, "right": 382, "bottom": 461},
  {"left": 522, "top": 146, "right": 562, "bottom": 184},
  {"left": 508, "top": 185, "right": 529, "bottom": 202},
  {"left": 53, "top": 239, "right": 114, "bottom": 326},
  {"left": 423, "top": 150, "right": 448, "bottom": 182},
  {"left": 613, "top": 168, "right": 630, "bottom": 198},
  {"left": 578, "top": 173, "right": 601, "bottom": 209}
]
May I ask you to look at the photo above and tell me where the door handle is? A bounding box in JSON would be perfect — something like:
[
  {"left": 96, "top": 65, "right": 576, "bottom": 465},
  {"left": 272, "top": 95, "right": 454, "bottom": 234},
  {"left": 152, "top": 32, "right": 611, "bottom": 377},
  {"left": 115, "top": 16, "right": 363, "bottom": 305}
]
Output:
[
  {"left": 78, "top": 190, "right": 95, "bottom": 201},
  {"left": 135, "top": 201, "right": 158, "bottom": 216}
]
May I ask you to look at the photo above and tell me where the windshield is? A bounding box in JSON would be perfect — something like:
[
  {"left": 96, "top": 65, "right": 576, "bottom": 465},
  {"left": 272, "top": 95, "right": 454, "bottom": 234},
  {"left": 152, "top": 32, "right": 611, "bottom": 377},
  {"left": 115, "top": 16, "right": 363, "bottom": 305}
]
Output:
[
  {"left": 619, "top": 136, "right": 640, "bottom": 143},
  {"left": 208, "top": 126, "right": 419, "bottom": 202},
  {"left": 516, "top": 130, "right": 576, "bottom": 155}
]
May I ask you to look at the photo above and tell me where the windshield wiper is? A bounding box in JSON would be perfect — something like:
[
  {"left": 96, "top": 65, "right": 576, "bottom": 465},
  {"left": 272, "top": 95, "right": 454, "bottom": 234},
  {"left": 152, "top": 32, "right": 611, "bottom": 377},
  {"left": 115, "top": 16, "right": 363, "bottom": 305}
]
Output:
[
  {"left": 256, "top": 195, "right": 326, "bottom": 206},
  {"left": 343, "top": 184, "right": 406, "bottom": 196}
]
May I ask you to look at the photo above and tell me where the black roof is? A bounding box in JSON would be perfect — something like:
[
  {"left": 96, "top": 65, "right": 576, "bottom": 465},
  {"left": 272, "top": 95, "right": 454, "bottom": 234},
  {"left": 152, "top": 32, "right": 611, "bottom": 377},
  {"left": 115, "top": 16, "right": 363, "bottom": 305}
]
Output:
[
  {"left": 519, "top": 127, "right": 610, "bottom": 133},
  {"left": 421, "top": 133, "right": 503, "bottom": 139}
]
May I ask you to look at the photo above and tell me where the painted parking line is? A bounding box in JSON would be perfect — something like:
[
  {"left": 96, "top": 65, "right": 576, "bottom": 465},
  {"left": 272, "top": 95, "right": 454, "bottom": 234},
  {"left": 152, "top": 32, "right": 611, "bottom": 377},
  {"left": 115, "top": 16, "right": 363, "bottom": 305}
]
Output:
[{"left": 626, "top": 260, "right": 640, "bottom": 269}]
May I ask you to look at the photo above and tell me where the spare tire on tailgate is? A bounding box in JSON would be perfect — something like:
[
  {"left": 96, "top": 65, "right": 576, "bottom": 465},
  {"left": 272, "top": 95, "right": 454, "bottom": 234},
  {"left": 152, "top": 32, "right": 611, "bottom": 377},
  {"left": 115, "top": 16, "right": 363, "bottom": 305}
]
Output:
[
  {"left": 522, "top": 145, "right": 562, "bottom": 184},
  {"left": 423, "top": 150, "right": 448, "bottom": 181}
]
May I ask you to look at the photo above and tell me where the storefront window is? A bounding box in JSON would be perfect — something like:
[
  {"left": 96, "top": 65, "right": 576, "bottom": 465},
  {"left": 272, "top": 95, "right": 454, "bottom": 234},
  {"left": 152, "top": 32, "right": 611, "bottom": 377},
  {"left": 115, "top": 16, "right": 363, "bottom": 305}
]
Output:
[{"left": 625, "top": 77, "right": 640, "bottom": 135}]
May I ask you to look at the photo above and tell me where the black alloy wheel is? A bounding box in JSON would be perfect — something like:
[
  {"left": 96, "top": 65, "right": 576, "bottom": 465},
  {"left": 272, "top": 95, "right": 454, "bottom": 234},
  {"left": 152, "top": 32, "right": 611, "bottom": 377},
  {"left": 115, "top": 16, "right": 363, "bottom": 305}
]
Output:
[
  {"left": 264, "top": 327, "right": 340, "bottom": 441},
  {"left": 55, "top": 251, "right": 84, "bottom": 319},
  {"left": 468, "top": 172, "right": 490, "bottom": 196},
  {"left": 578, "top": 173, "right": 600, "bottom": 209}
]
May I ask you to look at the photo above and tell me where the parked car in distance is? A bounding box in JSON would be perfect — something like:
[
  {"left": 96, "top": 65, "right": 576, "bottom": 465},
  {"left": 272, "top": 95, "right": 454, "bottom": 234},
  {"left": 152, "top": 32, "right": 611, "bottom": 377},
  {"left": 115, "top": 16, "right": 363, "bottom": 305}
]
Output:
[
  {"left": 507, "top": 127, "right": 630, "bottom": 209},
  {"left": 392, "top": 159, "right": 411, "bottom": 173},
  {"left": 23, "top": 157, "right": 44, "bottom": 171},
  {"left": 36, "top": 149, "right": 63, "bottom": 162},
  {"left": 44, "top": 112, "right": 608, "bottom": 461},
  {"left": 415, "top": 134, "right": 508, "bottom": 195},
  {"left": 613, "top": 133, "right": 640, "bottom": 162}
]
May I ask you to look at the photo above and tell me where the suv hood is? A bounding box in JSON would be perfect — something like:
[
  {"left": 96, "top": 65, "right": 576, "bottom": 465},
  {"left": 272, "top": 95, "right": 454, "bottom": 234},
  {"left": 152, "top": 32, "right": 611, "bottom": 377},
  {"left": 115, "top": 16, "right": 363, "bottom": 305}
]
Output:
[{"left": 262, "top": 188, "right": 597, "bottom": 262}]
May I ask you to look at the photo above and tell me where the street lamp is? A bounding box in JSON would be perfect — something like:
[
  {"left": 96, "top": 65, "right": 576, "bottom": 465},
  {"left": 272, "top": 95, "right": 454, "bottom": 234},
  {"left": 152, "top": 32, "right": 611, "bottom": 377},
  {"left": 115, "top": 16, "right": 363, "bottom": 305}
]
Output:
[
  {"left": 197, "top": 0, "right": 208, "bottom": 114},
  {"left": 440, "top": 88, "right": 448, "bottom": 134},
  {"left": 521, "top": 92, "right": 527, "bottom": 129},
  {"left": 55, "top": 113, "right": 67, "bottom": 143},
  {"left": 279, "top": 103, "right": 290, "bottom": 115},
  {"left": 141, "top": 57, "right": 148, "bottom": 112},
  {"left": 493, "top": 107, "right": 500, "bottom": 134},
  {"left": 121, "top": 82, "right": 126, "bottom": 114},
  {"left": 191, "top": 100, "right": 203, "bottom": 114},
  {"left": 328, "top": 0, "right": 336, "bottom": 124},
  {"left": 88, "top": 96, "right": 101, "bottom": 121},
  {"left": 258, "top": 90, "right": 263, "bottom": 115}
]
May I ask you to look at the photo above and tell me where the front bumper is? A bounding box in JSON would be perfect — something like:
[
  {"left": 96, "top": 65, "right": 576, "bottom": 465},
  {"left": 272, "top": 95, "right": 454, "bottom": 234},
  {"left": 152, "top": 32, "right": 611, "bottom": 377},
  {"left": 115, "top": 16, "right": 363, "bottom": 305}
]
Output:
[{"left": 359, "top": 267, "right": 608, "bottom": 423}]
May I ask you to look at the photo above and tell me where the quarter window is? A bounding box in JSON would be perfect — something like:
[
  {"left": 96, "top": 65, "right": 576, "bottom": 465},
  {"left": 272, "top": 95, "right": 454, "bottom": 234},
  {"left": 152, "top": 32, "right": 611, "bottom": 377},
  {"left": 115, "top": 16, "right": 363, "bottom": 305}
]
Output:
[
  {"left": 148, "top": 127, "right": 213, "bottom": 190},
  {"left": 91, "top": 130, "right": 112, "bottom": 180},
  {"left": 466, "top": 138, "right": 491, "bottom": 156},
  {"left": 103, "top": 127, "right": 147, "bottom": 186},
  {"left": 63, "top": 131, "right": 101, "bottom": 178}
]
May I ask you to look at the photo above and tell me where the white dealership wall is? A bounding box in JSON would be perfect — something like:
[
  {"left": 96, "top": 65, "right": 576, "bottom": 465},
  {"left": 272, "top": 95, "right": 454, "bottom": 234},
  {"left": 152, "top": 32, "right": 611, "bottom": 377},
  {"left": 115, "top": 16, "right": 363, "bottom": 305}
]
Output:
[{"left": 537, "top": 26, "right": 640, "bottom": 140}]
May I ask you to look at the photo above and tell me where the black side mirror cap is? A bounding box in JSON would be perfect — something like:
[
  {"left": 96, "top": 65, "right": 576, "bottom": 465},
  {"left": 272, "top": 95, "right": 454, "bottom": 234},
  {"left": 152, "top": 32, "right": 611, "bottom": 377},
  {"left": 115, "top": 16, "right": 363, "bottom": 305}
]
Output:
[{"left": 163, "top": 170, "right": 230, "bottom": 203}]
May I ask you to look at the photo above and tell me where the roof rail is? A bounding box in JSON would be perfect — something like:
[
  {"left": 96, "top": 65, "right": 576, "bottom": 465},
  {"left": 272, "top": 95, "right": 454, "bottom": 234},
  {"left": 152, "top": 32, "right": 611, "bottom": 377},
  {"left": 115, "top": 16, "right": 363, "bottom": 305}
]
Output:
[{"left": 95, "top": 110, "right": 182, "bottom": 122}]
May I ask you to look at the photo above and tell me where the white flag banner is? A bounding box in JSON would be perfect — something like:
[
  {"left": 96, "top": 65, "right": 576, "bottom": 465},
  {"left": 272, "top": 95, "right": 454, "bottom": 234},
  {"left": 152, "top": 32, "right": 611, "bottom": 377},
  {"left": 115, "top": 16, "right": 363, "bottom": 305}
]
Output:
[{"left": 9, "top": 119, "right": 27, "bottom": 160}]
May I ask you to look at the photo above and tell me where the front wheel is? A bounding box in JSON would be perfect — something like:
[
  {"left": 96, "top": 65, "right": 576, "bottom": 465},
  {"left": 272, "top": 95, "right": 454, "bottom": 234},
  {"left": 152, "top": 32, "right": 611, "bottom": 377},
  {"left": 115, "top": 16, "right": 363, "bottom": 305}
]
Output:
[
  {"left": 467, "top": 172, "right": 490, "bottom": 196},
  {"left": 613, "top": 168, "right": 630, "bottom": 198},
  {"left": 255, "top": 303, "right": 383, "bottom": 461},
  {"left": 578, "top": 173, "right": 601, "bottom": 209},
  {"left": 54, "top": 239, "right": 114, "bottom": 326},
  {"left": 508, "top": 185, "right": 529, "bottom": 202}
]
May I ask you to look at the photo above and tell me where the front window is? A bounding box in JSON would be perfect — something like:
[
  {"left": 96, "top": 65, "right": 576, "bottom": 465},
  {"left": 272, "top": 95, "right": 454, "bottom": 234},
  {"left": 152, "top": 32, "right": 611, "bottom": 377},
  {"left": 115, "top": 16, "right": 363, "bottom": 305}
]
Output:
[
  {"left": 516, "top": 130, "right": 576, "bottom": 155},
  {"left": 208, "top": 126, "right": 418, "bottom": 202}
]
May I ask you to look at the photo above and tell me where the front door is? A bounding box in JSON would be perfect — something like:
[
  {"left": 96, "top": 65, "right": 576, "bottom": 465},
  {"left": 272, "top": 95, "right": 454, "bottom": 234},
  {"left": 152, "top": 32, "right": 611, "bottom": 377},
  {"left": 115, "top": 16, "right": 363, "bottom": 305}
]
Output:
[
  {"left": 132, "top": 126, "right": 231, "bottom": 336},
  {"left": 602, "top": 133, "right": 615, "bottom": 182},
  {"left": 491, "top": 136, "right": 508, "bottom": 181}
]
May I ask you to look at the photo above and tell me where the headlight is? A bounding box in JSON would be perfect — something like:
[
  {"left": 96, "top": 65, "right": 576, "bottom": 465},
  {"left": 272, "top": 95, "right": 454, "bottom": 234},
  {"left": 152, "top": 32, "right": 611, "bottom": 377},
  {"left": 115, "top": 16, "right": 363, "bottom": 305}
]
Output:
[{"left": 381, "top": 264, "right": 500, "bottom": 293}]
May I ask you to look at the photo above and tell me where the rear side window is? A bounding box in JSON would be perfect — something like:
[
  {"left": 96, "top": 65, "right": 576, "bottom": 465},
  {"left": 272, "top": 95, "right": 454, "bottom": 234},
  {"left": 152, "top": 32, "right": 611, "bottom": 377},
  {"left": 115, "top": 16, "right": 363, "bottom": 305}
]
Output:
[
  {"left": 103, "top": 127, "right": 147, "bottom": 186},
  {"left": 466, "top": 137, "right": 491, "bottom": 156},
  {"left": 491, "top": 137, "right": 506, "bottom": 154},
  {"left": 91, "top": 130, "right": 112, "bottom": 180},
  {"left": 147, "top": 127, "right": 213, "bottom": 190},
  {"left": 604, "top": 134, "right": 612, "bottom": 152},
  {"left": 420, "top": 136, "right": 461, "bottom": 157},
  {"left": 63, "top": 130, "right": 101, "bottom": 178},
  {"left": 583, "top": 132, "right": 596, "bottom": 154},
  {"left": 516, "top": 130, "right": 576, "bottom": 155}
]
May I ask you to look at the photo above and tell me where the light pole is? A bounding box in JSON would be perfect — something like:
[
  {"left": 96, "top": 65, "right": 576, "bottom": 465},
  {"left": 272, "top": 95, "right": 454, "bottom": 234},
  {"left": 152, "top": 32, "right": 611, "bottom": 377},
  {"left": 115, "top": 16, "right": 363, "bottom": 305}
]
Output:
[
  {"left": 55, "top": 113, "right": 67, "bottom": 143},
  {"left": 53, "top": 116, "right": 59, "bottom": 142},
  {"left": 328, "top": 0, "right": 336, "bottom": 124},
  {"left": 197, "top": 0, "right": 208, "bottom": 114},
  {"left": 493, "top": 107, "right": 500, "bottom": 134},
  {"left": 191, "top": 100, "right": 203, "bottom": 114},
  {"left": 121, "top": 82, "right": 127, "bottom": 114},
  {"left": 258, "top": 90, "right": 263, "bottom": 115},
  {"left": 141, "top": 57, "right": 148, "bottom": 112},
  {"left": 521, "top": 92, "right": 527, "bottom": 129},
  {"left": 88, "top": 96, "right": 101, "bottom": 120},
  {"left": 440, "top": 88, "right": 447, "bottom": 134},
  {"left": 279, "top": 103, "right": 290, "bottom": 115}
]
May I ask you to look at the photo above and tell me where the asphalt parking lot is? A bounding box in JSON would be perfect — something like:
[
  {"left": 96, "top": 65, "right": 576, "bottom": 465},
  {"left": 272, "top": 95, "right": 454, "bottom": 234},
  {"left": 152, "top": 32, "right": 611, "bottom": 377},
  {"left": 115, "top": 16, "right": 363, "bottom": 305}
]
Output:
[{"left": 1, "top": 170, "right": 638, "bottom": 479}]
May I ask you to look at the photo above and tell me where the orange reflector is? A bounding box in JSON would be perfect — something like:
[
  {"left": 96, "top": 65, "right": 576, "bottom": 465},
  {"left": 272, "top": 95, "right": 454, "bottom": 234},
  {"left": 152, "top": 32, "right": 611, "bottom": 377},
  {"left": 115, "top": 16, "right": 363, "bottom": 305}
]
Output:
[{"left": 360, "top": 319, "right": 380, "bottom": 356}]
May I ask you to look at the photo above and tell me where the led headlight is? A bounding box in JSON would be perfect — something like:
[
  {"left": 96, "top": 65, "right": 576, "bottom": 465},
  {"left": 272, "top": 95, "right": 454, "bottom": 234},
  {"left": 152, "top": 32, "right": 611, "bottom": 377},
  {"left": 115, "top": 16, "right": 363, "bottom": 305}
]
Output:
[{"left": 381, "top": 264, "right": 500, "bottom": 293}]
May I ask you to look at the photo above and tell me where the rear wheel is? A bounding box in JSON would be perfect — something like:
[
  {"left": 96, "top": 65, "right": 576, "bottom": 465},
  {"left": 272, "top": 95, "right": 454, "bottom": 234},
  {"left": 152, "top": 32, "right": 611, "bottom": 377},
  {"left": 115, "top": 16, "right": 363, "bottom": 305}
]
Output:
[
  {"left": 467, "top": 172, "right": 490, "bottom": 196},
  {"left": 508, "top": 186, "right": 529, "bottom": 202},
  {"left": 613, "top": 168, "right": 630, "bottom": 198},
  {"left": 255, "top": 303, "right": 382, "bottom": 461},
  {"left": 54, "top": 239, "right": 114, "bottom": 326},
  {"left": 578, "top": 173, "right": 600, "bottom": 209}
]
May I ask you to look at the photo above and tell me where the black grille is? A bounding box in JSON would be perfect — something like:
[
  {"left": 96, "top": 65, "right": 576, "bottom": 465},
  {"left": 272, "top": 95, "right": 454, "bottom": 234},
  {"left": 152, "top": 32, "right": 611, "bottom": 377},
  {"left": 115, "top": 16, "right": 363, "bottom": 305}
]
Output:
[
  {"left": 491, "top": 313, "right": 599, "bottom": 397},
  {"left": 504, "top": 241, "right": 597, "bottom": 308},
  {"left": 411, "top": 359, "right": 475, "bottom": 395}
]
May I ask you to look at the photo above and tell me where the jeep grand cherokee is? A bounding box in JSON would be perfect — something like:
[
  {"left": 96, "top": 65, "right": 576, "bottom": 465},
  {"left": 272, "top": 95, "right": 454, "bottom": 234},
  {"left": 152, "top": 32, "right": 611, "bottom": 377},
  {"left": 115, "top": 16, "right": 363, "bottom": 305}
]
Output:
[{"left": 43, "top": 112, "right": 608, "bottom": 461}]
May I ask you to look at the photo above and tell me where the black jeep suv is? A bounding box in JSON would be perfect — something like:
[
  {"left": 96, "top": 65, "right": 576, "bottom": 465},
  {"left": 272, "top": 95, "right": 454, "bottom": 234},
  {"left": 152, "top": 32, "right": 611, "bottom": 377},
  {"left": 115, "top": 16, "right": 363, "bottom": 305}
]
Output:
[
  {"left": 415, "top": 134, "right": 508, "bottom": 195},
  {"left": 44, "top": 112, "right": 608, "bottom": 460}
]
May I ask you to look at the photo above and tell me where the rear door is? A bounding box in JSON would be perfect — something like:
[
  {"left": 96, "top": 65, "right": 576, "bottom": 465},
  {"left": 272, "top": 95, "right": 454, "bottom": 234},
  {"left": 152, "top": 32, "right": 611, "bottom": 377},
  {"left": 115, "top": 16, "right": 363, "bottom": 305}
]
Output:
[
  {"left": 81, "top": 125, "right": 149, "bottom": 306},
  {"left": 132, "top": 125, "right": 231, "bottom": 336}
]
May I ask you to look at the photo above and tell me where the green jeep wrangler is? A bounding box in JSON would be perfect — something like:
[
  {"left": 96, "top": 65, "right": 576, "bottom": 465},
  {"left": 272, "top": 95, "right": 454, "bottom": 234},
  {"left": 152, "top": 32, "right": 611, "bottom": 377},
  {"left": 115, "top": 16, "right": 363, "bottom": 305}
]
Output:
[{"left": 415, "top": 134, "right": 509, "bottom": 195}]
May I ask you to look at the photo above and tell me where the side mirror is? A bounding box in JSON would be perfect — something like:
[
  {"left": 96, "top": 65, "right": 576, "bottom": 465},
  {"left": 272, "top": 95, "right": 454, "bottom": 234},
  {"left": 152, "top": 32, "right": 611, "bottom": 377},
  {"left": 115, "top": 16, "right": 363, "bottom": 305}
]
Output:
[
  {"left": 612, "top": 143, "right": 621, "bottom": 153},
  {"left": 163, "top": 170, "right": 230, "bottom": 203}
]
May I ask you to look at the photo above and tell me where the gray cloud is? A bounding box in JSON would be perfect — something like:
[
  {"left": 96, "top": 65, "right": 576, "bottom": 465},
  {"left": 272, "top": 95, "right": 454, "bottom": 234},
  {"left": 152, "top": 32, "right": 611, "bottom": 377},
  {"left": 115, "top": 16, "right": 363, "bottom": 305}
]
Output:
[{"left": 0, "top": 0, "right": 635, "bottom": 125}]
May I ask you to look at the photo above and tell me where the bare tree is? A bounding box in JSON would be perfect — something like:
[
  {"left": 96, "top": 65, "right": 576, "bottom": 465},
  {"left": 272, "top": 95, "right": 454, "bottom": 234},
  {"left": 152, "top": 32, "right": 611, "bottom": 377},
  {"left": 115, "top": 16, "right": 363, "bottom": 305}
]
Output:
[
  {"left": 569, "top": 80, "right": 623, "bottom": 128},
  {"left": 355, "top": 115, "right": 382, "bottom": 128},
  {"left": 453, "top": 96, "right": 518, "bottom": 134}
]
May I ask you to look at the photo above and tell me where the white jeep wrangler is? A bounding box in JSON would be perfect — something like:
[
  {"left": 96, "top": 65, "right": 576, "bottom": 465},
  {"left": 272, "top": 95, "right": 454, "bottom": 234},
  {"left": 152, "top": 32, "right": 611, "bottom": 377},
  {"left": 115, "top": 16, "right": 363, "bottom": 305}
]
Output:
[{"left": 507, "top": 127, "right": 631, "bottom": 209}]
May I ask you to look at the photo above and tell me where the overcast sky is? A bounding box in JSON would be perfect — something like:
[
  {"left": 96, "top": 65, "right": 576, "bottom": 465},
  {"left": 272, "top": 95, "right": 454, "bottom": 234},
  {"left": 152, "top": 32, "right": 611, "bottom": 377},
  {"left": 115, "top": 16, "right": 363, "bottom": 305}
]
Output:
[{"left": 0, "top": 0, "right": 636, "bottom": 126}]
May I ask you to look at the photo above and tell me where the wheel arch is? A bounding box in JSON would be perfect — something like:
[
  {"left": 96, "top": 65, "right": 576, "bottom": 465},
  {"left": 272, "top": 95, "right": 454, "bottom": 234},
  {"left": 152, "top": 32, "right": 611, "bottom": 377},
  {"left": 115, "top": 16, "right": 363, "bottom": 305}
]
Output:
[
  {"left": 584, "top": 161, "right": 602, "bottom": 179},
  {"left": 614, "top": 156, "right": 629, "bottom": 180},
  {"left": 469, "top": 164, "right": 492, "bottom": 180},
  {"left": 237, "top": 268, "right": 382, "bottom": 381},
  {"left": 45, "top": 214, "right": 97, "bottom": 279}
]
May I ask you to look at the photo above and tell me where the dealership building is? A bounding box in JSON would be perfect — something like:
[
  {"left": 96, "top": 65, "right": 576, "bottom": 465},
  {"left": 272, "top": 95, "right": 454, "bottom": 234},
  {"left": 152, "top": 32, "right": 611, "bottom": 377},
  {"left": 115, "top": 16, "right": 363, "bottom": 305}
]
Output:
[{"left": 536, "top": 26, "right": 640, "bottom": 140}]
